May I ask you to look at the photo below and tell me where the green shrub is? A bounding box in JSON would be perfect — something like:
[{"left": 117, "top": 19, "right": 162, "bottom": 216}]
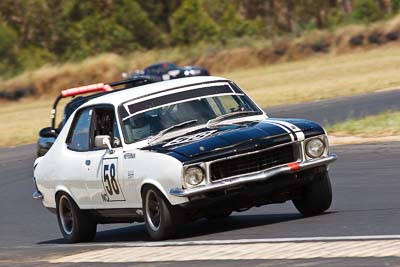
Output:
[
  {"left": 393, "top": 0, "right": 400, "bottom": 11},
  {"left": 352, "top": 0, "right": 385, "bottom": 23},
  {"left": 0, "top": 20, "right": 17, "bottom": 57},
  {"left": 16, "top": 46, "right": 56, "bottom": 71}
]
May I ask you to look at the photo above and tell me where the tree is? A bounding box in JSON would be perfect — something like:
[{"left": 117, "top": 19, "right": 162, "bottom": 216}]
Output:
[
  {"left": 337, "top": 0, "right": 354, "bottom": 14},
  {"left": 115, "top": 0, "right": 164, "bottom": 48},
  {"left": 138, "top": 0, "right": 182, "bottom": 33},
  {"left": 64, "top": 13, "right": 133, "bottom": 59},
  {"left": 379, "top": 0, "right": 393, "bottom": 14},
  {"left": 170, "top": 0, "right": 219, "bottom": 44},
  {"left": 205, "top": 0, "right": 264, "bottom": 39}
]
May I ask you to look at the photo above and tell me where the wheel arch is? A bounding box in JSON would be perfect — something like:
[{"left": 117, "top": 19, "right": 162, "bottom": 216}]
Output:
[
  {"left": 140, "top": 180, "right": 170, "bottom": 202},
  {"left": 140, "top": 179, "right": 189, "bottom": 206},
  {"left": 55, "top": 186, "right": 80, "bottom": 208}
]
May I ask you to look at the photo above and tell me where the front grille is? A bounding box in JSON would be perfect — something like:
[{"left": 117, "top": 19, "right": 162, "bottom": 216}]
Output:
[{"left": 210, "top": 144, "right": 295, "bottom": 181}]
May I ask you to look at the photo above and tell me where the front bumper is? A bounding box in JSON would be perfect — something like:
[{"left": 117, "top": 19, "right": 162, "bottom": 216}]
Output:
[
  {"left": 170, "top": 154, "right": 337, "bottom": 197},
  {"left": 32, "top": 190, "right": 43, "bottom": 200}
]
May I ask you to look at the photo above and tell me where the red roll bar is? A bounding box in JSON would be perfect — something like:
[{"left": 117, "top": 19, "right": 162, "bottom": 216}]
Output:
[
  {"left": 61, "top": 83, "right": 112, "bottom": 97},
  {"left": 50, "top": 77, "right": 153, "bottom": 129}
]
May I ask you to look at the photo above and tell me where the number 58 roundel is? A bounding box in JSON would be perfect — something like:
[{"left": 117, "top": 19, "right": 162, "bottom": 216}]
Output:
[{"left": 102, "top": 158, "right": 125, "bottom": 202}]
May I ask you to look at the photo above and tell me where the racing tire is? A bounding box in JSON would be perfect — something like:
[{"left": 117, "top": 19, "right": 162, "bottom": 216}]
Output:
[
  {"left": 56, "top": 193, "right": 97, "bottom": 243},
  {"left": 292, "top": 171, "right": 332, "bottom": 217},
  {"left": 142, "top": 186, "right": 181, "bottom": 241}
]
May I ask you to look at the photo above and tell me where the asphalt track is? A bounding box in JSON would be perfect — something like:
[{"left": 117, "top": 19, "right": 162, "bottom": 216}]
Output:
[
  {"left": 1, "top": 90, "right": 400, "bottom": 266},
  {"left": 1, "top": 142, "right": 400, "bottom": 266},
  {"left": 267, "top": 88, "right": 400, "bottom": 124}
]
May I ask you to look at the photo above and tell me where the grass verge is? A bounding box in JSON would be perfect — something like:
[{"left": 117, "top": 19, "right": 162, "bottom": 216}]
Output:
[
  {"left": 0, "top": 98, "right": 66, "bottom": 147},
  {"left": 230, "top": 44, "right": 400, "bottom": 107},
  {"left": 326, "top": 111, "right": 400, "bottom": 137}
]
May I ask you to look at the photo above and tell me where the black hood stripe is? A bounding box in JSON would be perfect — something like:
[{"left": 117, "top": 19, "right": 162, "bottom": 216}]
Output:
[
  {"left": 272, "top": 121, "right": 298, "bottom": 141},
  {"left": 268, "top": 118, "right": 324, "bottom": 140},
  {"left": 260, "top": 120, "right": 296, "bottom": 141},
  {"left": 266, "top": 119, "right": 307, "bottom": 141}
]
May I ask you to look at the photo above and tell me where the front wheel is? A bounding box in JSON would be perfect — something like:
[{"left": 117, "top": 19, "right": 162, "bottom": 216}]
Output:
[
  {"left": 142, "top": 187, "right": 180, "bottom": 240},
  {"left": 56, "top": 193, "right": 97, "bottom": 243},
  {"left": 292, "top": 171, "right": 332, "bottom": 216}
]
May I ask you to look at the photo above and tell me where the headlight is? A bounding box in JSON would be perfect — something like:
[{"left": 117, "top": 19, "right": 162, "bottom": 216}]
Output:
[
  {"left": 184, "top": 166, "right": 205, "bottom": 187},
  {"left": 306, "top": 138, "right": 326, "bottom": 158}
]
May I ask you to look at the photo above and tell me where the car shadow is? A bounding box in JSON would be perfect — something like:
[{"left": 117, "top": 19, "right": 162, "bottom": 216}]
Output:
[
  {"left": 175, "top": 211, "right": 334, "bottom": 240},
  {"left": 37, "top": 211, "right": 335, "bottom": 245}
]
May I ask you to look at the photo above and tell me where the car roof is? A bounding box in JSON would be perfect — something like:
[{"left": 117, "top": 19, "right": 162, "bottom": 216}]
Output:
[
  {"left": 145, "top": 62, "right": 176, "bottom": 69},
  {"left": 81, "top": 76, "right": 229, "bottom": 108}
]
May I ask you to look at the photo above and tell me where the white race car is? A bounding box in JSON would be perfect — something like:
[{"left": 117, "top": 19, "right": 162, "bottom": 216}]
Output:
[{"left": 33, "top": 76, "right": 337, "bottom": 242}]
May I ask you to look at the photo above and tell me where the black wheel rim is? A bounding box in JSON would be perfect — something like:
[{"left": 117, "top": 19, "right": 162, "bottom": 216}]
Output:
[
  {"left": 59, "top": 195, "right": 73, "bottom": 235},
  {"left": 145, "top": 190, "right": 161, "bottom": 231}
]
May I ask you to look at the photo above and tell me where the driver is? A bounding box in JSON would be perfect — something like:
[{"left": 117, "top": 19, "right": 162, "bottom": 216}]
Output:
[{"left": 131, "top": 113, "right": 151, "bottom": 140}]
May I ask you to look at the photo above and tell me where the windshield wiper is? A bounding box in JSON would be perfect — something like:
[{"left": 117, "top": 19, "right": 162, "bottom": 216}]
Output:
[
  {"left": 207, "top": 111, "right": 261, "bottom": 128},
  {"left": 148, "top": 119, "right": 198, "bottom": 145}
]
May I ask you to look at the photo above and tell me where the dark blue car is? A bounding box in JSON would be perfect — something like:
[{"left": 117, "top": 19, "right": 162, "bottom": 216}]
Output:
[{"left": 123, "top": 62, "right": 210, "bottom": 82}]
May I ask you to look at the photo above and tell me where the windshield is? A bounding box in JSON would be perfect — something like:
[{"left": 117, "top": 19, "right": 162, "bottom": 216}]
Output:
[
  {"left": 121, "top": 93, "right": 262, "bottom": 144},
  {"left": 144, "top": 63, "right": 178, "bottom": 75}
]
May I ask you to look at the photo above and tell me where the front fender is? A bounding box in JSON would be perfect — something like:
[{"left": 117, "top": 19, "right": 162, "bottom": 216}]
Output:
[
  {"left": 140, "top": 179, "right": 188, "bottom": 205},
  {"left": 128, "top": 150, "right": 189, "bottom": 205}
]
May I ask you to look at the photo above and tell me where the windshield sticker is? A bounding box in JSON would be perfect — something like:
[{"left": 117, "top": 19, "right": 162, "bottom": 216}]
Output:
[
  {"left": 122, "top": 82, "right": 238, "bottom": 119},
  {"left": 162, "top": 130, "right": 217, "bottom": 147},
  {"left": 127, "top": 85, "right": 232, "bottom": 115}
]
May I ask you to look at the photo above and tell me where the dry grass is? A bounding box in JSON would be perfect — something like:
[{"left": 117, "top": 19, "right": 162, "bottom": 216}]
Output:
[
  {"left": 326, "top": 111, "right": 400, "bottom": 137},
  {"left": 229, "top": 44, "right": 400, "bottom": 107},
  {"left": 0, "top": 98, "right": 67, "bottom": 146},
  {"left": 1, "top": 54, "right": 125, "bottom": 96}
]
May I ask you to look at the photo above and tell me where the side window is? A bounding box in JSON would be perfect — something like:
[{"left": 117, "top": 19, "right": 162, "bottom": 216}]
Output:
[
  {"left": 205, "top": 98, "right": 223, "bottom": 116},
  {"left": 216, "top": 95, "right": 249, "bottom": 113},
  {"left": 91, "top": 108, "right": 122, "bottom": 148},
  {"left": 67, "top": 108, "right": 92, "bottom": 151}
]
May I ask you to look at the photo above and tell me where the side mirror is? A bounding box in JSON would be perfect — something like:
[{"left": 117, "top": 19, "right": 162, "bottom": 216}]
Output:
[
  {"left": 39, "top": 127, "right": 57, "bottom": 138},
  {"left": 94, "top": 135, "right": 114, "bottom": 153}
]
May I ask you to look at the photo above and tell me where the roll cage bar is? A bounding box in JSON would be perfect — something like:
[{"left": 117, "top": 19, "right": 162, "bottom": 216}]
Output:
[{"left": 51, "top": 77, "right": 153, "bottom": 129}]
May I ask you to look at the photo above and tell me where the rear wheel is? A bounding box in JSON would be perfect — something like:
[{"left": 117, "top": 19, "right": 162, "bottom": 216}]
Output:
[
  {"left": 292, "top": 171, "right": 332, "bottom": 216},
  {"left": 56, "top": 193, "right": 97, "bottom": 243},
  {"left": 142, "top": 187, "right": 180, "bottom": 240}
]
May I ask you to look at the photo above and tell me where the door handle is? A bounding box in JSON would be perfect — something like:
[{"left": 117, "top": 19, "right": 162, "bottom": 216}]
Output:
[{"left": 85, "top": 160, "right": 91, "bottom": 166}]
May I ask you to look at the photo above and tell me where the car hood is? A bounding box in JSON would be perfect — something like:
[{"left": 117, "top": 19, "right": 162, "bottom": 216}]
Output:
[{"left": 141, "top": 118, "right": 324, "bottom": 164}]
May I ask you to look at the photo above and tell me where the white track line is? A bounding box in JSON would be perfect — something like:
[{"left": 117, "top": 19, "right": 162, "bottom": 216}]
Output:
[
  {"left": 5, "top": 235, "right": 400, "bottom": 250},
  {"left": 50, "top": 239, "right": 400, "bottom": 263},
  {"left": 40, "top": 235, "right": 400, "bottom": 249}
]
